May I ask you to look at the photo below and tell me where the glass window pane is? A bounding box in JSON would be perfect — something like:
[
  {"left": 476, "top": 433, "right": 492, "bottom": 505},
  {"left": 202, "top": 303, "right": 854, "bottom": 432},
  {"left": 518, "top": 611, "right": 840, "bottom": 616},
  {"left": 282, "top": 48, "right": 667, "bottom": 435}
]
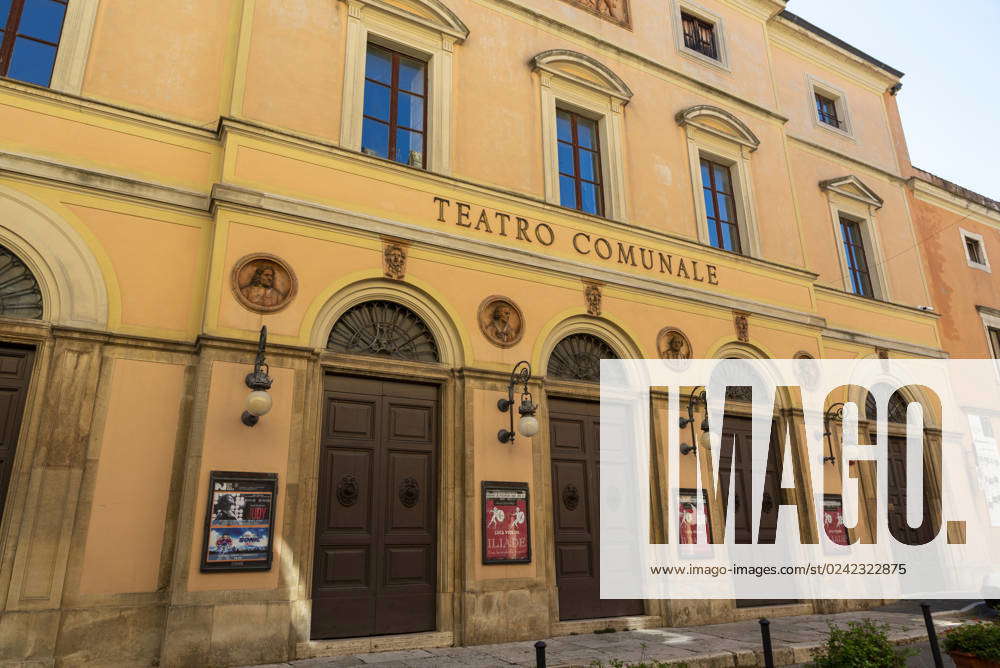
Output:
[
  {"left": 578, "top": 149, "right": 599, "bottom": 182},
  {"left": 8, "top": 37, "right": 57, "bottom": 86},
  {"left": 363, "top": 80, "right": 390, "bottom": 121},
  {"left": 579, "top": 181, "right": 600, "bottom": 215},
  {"left": 700, "top": 161, "right": 711, "bottom": 185},
  {"left": 396, "top": 91, "right": 424, "bottom": 130},
  {"left": 708, "top": 221, "right": 720, "bottom": 249},
  {"left": 0, "top": 0, "right": 12, "bottom": 29},
  {"left": 713, "top": 164, "right": 733, "bottom": 194},
  {"left": 18, "top": 0, "right": 66, "bottom": 42},
  {"left": 556, "top": 111, "right": 572, "bottom": 143},
  {"left": 394, "top": 128, "right": 423, "bottom": 166},
  {"left": 721, "top": 224, "right": 737, "bottom": 252},
  {"left": 365, "top": 45, "right": 392, "bottom": 84},
  {"left": 559, "top": 175, "right": 577, "bottom": 209},
  {"left": 361, "top": 118, "right": 389, "bottom": 159},
  {"left": 703, "top": 188, "right": 716, "bottom": 219},
  {"left": 397, "top": 56, "right": 425, "bottom": 94},
  {"left": 557, "top": 142, "right": 575, "bottom": 176},
  {"left": 716, "top": 193, "right": 731, "bottom": 223},
  {"left": 576, "top": 118, "right": 596, "bottom": 149}
]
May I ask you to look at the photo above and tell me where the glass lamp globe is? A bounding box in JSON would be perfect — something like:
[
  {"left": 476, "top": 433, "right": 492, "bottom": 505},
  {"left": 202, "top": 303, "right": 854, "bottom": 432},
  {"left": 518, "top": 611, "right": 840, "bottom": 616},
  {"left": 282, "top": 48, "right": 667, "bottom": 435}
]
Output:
[
  {"left": 245, "top": 390, "right": 273, "bottom": 417},
  {"left": 698, "top": 428, "right": 712, "bottom": 450},
  {"left": 518, "top": 414, "right": 540, "bottom": 438}
]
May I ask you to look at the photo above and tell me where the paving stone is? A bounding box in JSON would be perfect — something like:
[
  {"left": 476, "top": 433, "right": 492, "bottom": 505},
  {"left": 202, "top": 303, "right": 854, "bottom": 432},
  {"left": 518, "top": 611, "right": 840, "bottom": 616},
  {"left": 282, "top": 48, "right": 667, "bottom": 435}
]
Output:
[{"left": 353, "top": 649, "right": 432, "bottom": 664}]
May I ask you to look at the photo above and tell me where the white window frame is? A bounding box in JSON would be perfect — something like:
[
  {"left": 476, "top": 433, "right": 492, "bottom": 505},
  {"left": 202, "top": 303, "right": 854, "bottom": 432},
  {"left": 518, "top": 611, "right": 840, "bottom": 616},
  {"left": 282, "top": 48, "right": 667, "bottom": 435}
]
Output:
[
  {"left": 672, "top": 0, "right": 729, "bottom": 71},
  {"left": 677, "top": 107, "right": 761, "bottom": 258},
  {"left": 23, "top": 0, "right": 100, "bottom": 95},
  {"left": 978, "top": 306, "right": 1000, "bottom": 360},
  {"left": 831, "top": 206, "right": 889, "bottom": 301},
  {"left": 339, "top": 0, "right": 468, "bottom": 175},
  {"left": 535, "top": 52, "right": 631, "bottom": 222},
  {"left": 808, "top": 75, "right": 854, "bottom": 139},
  {"left": 961, "top": 227, "right": 991, "bottom": 273}
]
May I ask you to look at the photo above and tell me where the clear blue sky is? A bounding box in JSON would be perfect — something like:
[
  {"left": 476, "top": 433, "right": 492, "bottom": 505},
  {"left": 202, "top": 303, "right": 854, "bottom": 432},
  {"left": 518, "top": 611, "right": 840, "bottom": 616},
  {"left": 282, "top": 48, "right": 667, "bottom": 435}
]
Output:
[{"left": 788, "top": 0, "right": 1000, "bottom": 200}]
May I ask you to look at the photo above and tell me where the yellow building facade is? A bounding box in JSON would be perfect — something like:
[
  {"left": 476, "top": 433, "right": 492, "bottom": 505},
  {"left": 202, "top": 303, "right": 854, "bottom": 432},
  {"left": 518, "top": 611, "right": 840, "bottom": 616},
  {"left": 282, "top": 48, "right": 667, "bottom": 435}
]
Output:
[{"left": 0, "top": 0, "right": 953, "bottom": 665}]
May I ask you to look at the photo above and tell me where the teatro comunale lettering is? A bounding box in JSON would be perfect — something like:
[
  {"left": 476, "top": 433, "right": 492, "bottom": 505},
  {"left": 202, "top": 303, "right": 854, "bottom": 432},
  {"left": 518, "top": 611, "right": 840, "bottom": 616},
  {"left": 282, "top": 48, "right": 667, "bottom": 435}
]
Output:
[{"left": 433, "top": 196, "right": 720, "bottom": 286}]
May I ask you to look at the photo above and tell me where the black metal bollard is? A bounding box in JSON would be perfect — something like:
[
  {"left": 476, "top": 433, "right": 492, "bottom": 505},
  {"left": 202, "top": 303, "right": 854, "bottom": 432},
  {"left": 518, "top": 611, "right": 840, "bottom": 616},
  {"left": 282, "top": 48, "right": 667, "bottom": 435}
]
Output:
[
  {"left": 920, "top": 602, "right": 944, "bottom": 668},
  {"left": 759, "top": 618, "right": 775, "bottom": 668},
  {"left": 535, "top": 640, "right": 547, "bottom": 668}
]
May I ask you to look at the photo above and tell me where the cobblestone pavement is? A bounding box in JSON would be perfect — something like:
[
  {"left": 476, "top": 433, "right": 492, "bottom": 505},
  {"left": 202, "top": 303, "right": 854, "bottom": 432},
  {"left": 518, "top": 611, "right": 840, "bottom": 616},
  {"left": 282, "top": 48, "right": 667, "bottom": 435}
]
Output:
[{"left": 246, "top": 602, "right": 994, "bottom": 668}]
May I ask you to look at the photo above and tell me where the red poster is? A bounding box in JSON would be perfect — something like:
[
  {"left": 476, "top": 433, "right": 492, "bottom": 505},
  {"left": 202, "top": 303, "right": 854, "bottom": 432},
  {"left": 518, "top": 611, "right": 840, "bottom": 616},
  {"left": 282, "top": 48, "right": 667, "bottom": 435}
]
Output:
[
  {"left": 824, "top": 495, "right": 850, "bottom": 546},
  {"left": 679, "top": 489, "right": 712, "bottom": 558},
  {"left": 482, "top": 482, "right": 530, "bottom": 564}
]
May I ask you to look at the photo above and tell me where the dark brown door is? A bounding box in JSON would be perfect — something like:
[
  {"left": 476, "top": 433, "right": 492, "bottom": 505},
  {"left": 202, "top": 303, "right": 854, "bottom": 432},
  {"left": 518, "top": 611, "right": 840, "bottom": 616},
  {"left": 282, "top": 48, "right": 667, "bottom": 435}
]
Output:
[
  {"left": 886, "top": 434, "right": 936, "bottom": 545},
  {"left": 0, "top": 344, "right": 33, "bottom": 526},
  {"left": 311, "top": 375, "right": 437, "bottom": 640},
  {"left": 718, "top": 416, "right": 784, "bottom": 608},
  {"left": 550, "top": 398, "right": 644, "bottom": 621}
]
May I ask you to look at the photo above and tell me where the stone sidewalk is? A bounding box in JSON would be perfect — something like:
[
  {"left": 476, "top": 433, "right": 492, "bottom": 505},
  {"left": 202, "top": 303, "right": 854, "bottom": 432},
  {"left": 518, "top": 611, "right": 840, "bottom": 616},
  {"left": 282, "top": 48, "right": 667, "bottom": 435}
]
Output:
[{"left": 248, "top": 603, "right": 993, "bottom": 668}]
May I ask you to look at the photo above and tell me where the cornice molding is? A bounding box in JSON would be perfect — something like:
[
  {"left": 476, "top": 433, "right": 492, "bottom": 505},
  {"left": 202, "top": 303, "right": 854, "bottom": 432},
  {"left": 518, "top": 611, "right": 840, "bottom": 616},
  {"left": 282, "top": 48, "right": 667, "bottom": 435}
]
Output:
[
  {"left": 910, "top": 177, "right": 1000, "bottom": 228},
  {"left": 532, "top": 49, "right": 633, "bottom": 103},
  {"left": 340, "top": 0, "right": 470, "bottom": 42},
  {"left": 676, "top": 105, "right": 761, "bottom": 151},
  {"left": 819, "top": 175, "right": 884, "bottom": 210}
]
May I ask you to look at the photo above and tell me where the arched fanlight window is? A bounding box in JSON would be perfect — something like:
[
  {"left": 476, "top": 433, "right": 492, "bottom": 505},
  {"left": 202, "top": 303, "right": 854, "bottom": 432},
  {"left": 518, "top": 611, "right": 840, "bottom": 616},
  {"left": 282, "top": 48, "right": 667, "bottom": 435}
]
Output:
[
  {"left": 547, "top": 333, "right": 618, "bottom": 382},
  {"left": 0, "top": 245, "right": 42, "bottom": 320},
  {"left": 327, "top": 300, "right": 439, "bottom": 362},
  {"left": 865, "top": 390, "right": 910, "bottom": 424}
]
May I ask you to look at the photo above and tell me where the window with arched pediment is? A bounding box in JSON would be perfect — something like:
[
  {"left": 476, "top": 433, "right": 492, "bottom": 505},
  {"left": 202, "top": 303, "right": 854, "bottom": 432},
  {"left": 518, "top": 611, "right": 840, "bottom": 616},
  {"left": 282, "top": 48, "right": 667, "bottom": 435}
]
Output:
[
  {"left": 0, "top": 245, "right": 43, "bottom": 320},
  {"left": 547, "top": 333, "right": 618, "bottom": 383},
  {"left": 327, "top": 300, "right": 439, "bottom": 363}
]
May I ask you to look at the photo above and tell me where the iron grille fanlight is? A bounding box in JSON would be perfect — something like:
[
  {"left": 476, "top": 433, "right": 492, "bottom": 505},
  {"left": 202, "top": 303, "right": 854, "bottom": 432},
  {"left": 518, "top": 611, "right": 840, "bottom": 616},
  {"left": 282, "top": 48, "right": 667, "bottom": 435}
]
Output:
[
  {"left": 546, "top": 333, "right": 618, "bottom": 382},
  {"left": 865, "top": 390, "right": 910, "bottom": 424},
  {"left": 0, "top": 245, "right": 42, "bottom": 320},
  {"left": 327, "top": 300, "right": 439, "bottom": 362}
]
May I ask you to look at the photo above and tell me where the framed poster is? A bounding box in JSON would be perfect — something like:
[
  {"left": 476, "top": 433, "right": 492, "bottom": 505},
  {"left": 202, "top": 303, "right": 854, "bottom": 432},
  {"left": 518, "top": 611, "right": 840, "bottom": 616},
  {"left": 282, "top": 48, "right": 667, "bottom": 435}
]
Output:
[
  {"left": 679, "top": 488, "right": 713, "bottom": 559},
  {"left": 823, "top": 494, "right": 851, "bottom": 549},
  {"left": 201, "top": 471, "right": 277, "bottom": 572},
  {"left": 482, "top": 481, "right": 531, "bottom": 564}
]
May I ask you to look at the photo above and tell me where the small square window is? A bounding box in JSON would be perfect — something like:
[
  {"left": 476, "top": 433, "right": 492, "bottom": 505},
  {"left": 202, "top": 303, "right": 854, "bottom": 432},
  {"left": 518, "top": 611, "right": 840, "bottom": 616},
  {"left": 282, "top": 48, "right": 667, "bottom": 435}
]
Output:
[
  {"left": 961, "top": 228, "right": 991, "bottom": 271},
  {"left": 681, "top": 12, "right": 717, "bottom": 60},
  {"left": 815, "top": 93, "right": 842, "bottom": 129}
]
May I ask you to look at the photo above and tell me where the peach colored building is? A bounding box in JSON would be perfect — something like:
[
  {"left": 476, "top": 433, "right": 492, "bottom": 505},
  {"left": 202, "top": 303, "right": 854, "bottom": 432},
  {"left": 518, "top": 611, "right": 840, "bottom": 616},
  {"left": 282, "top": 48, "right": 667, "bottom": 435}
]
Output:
[{"left": 0, "top": 0, "right": 973, "bottom": 665}]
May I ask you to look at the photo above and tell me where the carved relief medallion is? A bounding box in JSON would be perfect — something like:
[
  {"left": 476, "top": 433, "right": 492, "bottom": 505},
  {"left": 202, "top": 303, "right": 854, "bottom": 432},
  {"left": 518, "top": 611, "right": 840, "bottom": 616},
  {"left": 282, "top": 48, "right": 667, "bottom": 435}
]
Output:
[
  {"left": 231, "top": 253, "right": 297, "bottom": 314},
  {"left": 733, "top": 311, "right": 750, "bottom": 343},
  {"left": 478, "top": 296, "right": 525, "bottom": 348},
  {"left": 584, "top": 283, "right": 602, "bottom": 316},
  {"left": 657, "top": 328, "right": 692, "bottom": 369},
  {"left": 558, "top": 0, "right": 631, "bottom": 29},
  {"left": 383, "top": 240, "right": 407, "bottom": 280}
]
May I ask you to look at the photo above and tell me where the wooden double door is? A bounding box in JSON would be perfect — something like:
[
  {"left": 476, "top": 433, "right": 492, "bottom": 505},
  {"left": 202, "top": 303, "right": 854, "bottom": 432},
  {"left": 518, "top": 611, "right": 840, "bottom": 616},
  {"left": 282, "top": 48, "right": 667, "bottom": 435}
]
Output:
[
  {"left": 311, "top": 375, "right": 438, "bottom": 640},
  {"left": 0, "top": 344, "right": 33, "bottom": 527},
  {"left": 885, "top": 434, "right": 937, "bottom": 545},
  {"left": 550, "top": 398, "right": 645, "bottom": 621}
]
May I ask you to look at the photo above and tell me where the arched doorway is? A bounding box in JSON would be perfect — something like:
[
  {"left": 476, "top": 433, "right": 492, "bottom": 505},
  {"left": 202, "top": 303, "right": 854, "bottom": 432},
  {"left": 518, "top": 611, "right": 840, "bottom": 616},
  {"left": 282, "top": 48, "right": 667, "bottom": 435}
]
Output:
[
  {"left": 0, "top": 244, "right": 40, "bottom": 527},
  {"left": 546, "top": 332, "right": 645, "bottom": 621},
  {"left": 311, "top": 299, "right": 441, "bottom": 640}
]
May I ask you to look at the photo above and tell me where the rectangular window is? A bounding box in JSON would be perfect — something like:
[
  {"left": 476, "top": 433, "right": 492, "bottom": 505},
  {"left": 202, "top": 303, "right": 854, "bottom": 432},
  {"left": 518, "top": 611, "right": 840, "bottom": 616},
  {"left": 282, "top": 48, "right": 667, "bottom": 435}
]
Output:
[
  {"left": 988, "top": 327, "right": 1000, "bottom": 360},
  {"left": 967, "top": 237, "right": 985, "bottom": 265},
  {"left": 682, "top": 12, "right": 718, "bottom": 60},
  {"left": 0, "top": 0, "right": 68, "bottom": 87},
  {"left": 840, "top": 217, "right": 874, "bottom": 298},
  {"left": 700, "top": 158, "right": 741, "bottom": 254},
  {"left": 557, "top": 109, "right": 604, "bottom": 216},
  {"left": 361, "top": 43, "right": 427, "bottom": 168},
  {"left": 815, "top": 92, "right": 842, "bottom": 129}
]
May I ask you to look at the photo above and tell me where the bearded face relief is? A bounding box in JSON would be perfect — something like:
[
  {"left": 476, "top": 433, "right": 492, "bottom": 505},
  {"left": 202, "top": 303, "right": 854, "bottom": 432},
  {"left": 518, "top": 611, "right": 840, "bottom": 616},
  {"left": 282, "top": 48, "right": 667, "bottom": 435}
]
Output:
[
  {"left": 232, "top": 254, "right": 298, "bottom": 313},
  {"left": 478, "top": 296, "right": 525, "bottom": 348}
]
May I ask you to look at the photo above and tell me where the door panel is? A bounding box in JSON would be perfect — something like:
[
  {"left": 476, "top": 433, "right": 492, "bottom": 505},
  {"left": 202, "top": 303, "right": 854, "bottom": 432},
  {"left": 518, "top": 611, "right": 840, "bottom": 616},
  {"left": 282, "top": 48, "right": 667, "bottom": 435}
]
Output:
[
  {"left": 550, "top": 398, "right": 644, "bottom": 621},
  {"left": 0, "top": 345, "right": 34, "bottom": 527},
  {"left": 312, "top": 376, "right": 437, "bottom": 640},
  {"left": 886, "top": 435, "right": 936, "bottom": 545}
]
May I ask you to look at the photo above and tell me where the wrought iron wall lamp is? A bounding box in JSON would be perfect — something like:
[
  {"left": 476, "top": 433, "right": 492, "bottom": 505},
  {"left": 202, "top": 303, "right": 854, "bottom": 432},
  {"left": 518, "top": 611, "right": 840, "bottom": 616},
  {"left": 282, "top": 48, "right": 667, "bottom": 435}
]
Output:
[
  {"left": 242, "top": 326, "right": 274, "bottom": 427},
  {"left": 497, "top": 360, "right": 538, "bottom": 443},
  {"left": 821, "top": 402, "right": 845, "bottom": 464},
  {"left": 679, "top": 387, "right": 711, "bottom": 455}
]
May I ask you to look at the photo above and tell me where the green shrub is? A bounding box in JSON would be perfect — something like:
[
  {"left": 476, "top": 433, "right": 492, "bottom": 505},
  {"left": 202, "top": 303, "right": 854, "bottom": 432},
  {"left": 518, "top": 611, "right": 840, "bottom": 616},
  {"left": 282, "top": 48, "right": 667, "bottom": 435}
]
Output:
[
  {"left": 808, "top": 619, "right": 915, "bottom": 668},
  {"left": 942, "top": 621, "right": 1000, "bottom": 661}
]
